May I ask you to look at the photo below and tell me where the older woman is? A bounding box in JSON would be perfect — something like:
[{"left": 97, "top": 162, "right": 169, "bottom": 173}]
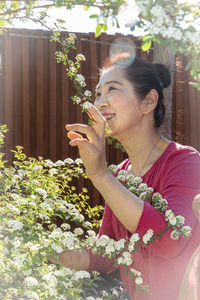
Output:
[{"left": 56, "top": 55, "right": 200, "bottom": 300}]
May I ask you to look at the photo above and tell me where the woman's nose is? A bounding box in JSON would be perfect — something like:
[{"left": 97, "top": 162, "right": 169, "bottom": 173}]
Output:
[{"left": 94, "top": 96, "right": 108, "bottom": 110}]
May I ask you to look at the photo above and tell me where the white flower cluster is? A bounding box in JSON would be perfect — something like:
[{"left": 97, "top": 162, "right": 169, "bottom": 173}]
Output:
[
  {"left": 109, "top": 163, "right": 192, "bottom": 243},
  {"left": 75, "top": 53, "right": 86, "bottom": 61},
  {"left": 130, "top": 268, "right": 143, "bottom": 285},
  {"left": 82, "top": 101, "right": 93, "bottom": 111},
  {"left": 142, "top": 229, "right": 154, "bottom": 245},
  {"left": 84, "top": 90, "right": 92, "bottom": 98},
  {"left": 7, "top": 220, "right": 23, "bottom": 231},
  {"left": 75, "top": 74, "right": 86, "bottom": 87}
]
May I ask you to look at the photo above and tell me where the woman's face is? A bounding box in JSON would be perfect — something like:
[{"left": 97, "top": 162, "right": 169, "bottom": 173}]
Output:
[{"left": 94, "top": 66, "right": 145, "bottom": 140}]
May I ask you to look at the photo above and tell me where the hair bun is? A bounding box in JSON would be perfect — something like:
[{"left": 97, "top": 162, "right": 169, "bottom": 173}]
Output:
[{"left": 154, "top": 63, "right": 171, "bottom": 88}]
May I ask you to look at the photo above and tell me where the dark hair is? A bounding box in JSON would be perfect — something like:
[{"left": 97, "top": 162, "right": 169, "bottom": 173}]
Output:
[{"left": 103, "top": 56, "right": 171, "bottom": 128}]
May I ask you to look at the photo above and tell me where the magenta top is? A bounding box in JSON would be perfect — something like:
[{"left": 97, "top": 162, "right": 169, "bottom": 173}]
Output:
[{"left": 88, "top": 142, "right": 200, "bottom": 300}]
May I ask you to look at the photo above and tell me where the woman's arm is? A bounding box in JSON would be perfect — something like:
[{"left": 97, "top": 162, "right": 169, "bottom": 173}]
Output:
[
  {"left": 49, "top": 248, "right": 90, "bottom": 270},
  {"left": 66, "top": 105, "right": 144, "bottom": 234},
  {"left": 91, "top": 171, "right": 144, "bottom": 233}
]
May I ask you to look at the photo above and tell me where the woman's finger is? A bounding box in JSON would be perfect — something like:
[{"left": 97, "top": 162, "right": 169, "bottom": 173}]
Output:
[
  {"left": 67, "top": 131, "right": 84, "bottom": 141},
  {"left": 87, "top": 105, "right": 106, "bottom": 138},
  {"left": 66, "top": 124, "right": 99, "bottom": 144}
]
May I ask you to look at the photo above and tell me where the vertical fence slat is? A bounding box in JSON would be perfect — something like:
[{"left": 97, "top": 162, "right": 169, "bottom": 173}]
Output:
[
  {"left": 49, "top": 40, "right": 57, "bottom": 161},
  {"left": 4, "top": 35, "right": 13, "bottom": 164},
  {"left": 22, "top": 35, "right": 31, "bottom": 156},
  {"left": 35, "top": 31, "right": 45, "bottom": 158}
]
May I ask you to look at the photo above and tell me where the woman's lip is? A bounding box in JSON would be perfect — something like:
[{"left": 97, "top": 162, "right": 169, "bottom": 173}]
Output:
[{"left": 102, "top": 113, "right": 115, "bottom": 121}]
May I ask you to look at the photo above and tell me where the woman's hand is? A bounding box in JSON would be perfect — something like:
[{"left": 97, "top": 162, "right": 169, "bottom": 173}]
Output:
[
  {"left": 49, "top": 249, "right": 90, "bottom": 270},
  {"left": 66, "top": 104, "right": 108, "bottom": 180}
]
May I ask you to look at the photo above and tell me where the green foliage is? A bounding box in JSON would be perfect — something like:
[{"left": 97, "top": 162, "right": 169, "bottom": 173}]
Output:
[{"left": 0, "top": 126, "right": 108, "bottom": 299}]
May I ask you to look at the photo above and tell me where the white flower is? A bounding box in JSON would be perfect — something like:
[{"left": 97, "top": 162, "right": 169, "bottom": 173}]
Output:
[
  {"left": 115, "top": 238, "right": 126, "bottom": 251},
  {"left": 138, "top": 183, "right": 148, "bottom": 191},
  {"left": 142, "top": 229, "right": 153, "bottom": 244},
  {"left": 108, "top": 164, "right": 118, "bottom": 174},
  {"left": 24, "top": 277, "right": 38, "bottom": 287},
  {"left": 61, "top": 223, "right": 71, "bottom": 231},
  {"left": 52, "top": 244, "right": 63, "bottom": 254},
  {"left": 7, "top": 220, "right": 23, "bottom": 231},
  {"left": 58, "top": 205, "right": 67, "bottom": 213},
  {"left": 170, "top": 230, "right": 180, "bottom": 240},
  {"left": 55, "top": 268, "right": 73, "bottom": 277},
  {"left": 128, "top": 242, "right": 135, "bottom": 252},
  {"left": 117, "top": 257, "right": 124, "bottom": 265},
  {"left": 133, "top": 176, "right": 143, "bottom": 186},
  {"left": 150, "top": 5, "right": 165, "bottom": 17},
  {"left": 55, "top": 160, "right": 65, "bottom": 167},
  {"left": 73, "top": 270, "right": 90, "bottom": 280},
  {"left": 84, "top": 221, "right": 93, "bottom": 228},
  {"left": 82, "top": 101, "right": 92, "bottom": 111},
  {"left": 86, "top": 297, "right": 96, "bottom": 300},
  {"left": 24, "top": 291, "right": 39, "bottom": 300},
  {"left": 176, "top": 215, "right": 185, "bottom": 226},
  {"left": 130, "top": 268, "right": 141, "bottom": 277},
  {"left": 118, "top": 170, "right": 128, "bottom": 176},
  {"left": 165, "top": 209, "right": 174, "bottom": 220},
  {"left": 73, "top": 214, "right": 85, "bottom": 222},
  {"left": 11, "top": 193, "right": 20, "bottom": 201},
  {"left": 76, "top": 74, "right": 86, "bottom": 87},
  {"left": 2, "top": 247, "right": 9, "bottom": 255},
  {"left": 130, "top": 233, "right": 140, "bottom": 243},
  {"left": 75, "top": 158, "right": 83, "bottom": 165},
  {"left": 105, "top": 243, "right": 115, "bottom": 254},
  {"left": 86, "top": 236, "right": 97, "bottom": 246},
  {"left": 33, "top": 165, "right": 43, "bottom": 172},
  {"left": 84, "top": 90, "right": 92, "bottom": 97},
  {"left": 64, "top": 158, "right": 74, "bottom": 164},
  {"left": 76, "top": 167, "right": 83, "bottom": 174},
  {"left": 135, "top": 276, "right": 143, "bottom": 285},
  {"left": 50, "top": 228, "right": 63, "bottom": 239},
  {"left": 168, "top": 216, "right": 177, "bottom": 226},
  {"left": 87, "top": 230, "right": 96, "bottom": 237},
  {"left": 43, "top": 274, "right": 57, "bottom": 287},
  {"left": 96, "top": 235, "right": 110, "bottom": 247},
  {"left": 181, "top": 226, "right": 192, "bottom": 237},
  {"left": 76, "top": 53, "right": 86, "bottom": 61},
  {"left": 17, "top": 169, "right": 26, "bottom": 177},
  {"left": 125, "top": 173, "right": 135, "bottom": 183},
  {"left": 124, "top": 256, "right": 132, "bottom": 266},
  {"left": 6, "top": 203, "right": 20, "bottom": 215},
  {"left": 35, "top": 188, "right": 47, "bottom": 198},
  {"left": 116, "top": 174, "right": 126, "bottom": 182},
  {"left": 72, "top": 96, "right": 81, "bottom": 104},
  {"left": 74, "top": 228, "right": 84, "bottom": 236},
  {"left": 44, "top": 159, "right": 54, "bottom": 168}
]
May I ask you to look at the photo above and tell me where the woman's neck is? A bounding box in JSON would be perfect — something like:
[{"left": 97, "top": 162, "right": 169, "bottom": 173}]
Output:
[{"left": 120, "top": 131, "right": 169, "bottom": 177}]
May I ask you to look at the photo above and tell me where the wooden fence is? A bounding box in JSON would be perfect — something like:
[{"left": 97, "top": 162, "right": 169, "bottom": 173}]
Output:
[{"left": 0, "top": 29, "right": 200, "bottom": 206}]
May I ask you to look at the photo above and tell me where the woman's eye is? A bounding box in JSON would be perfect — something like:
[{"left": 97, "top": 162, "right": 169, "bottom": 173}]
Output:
[
  {"left": 96, "top": 92, "right": 101, "bottom": 98},
  {"left": 108, "top": 86, "right": 117, "bottom": 92}
]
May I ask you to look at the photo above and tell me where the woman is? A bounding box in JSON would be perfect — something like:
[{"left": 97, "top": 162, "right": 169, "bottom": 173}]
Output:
[
  {"left": 56, "top": 55, "right": 200, "bottom": 300},
  {"left": 178, "top": 194, "right": 200, "bottom": 300}
]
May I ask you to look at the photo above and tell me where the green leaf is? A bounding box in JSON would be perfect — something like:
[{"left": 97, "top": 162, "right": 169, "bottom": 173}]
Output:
[
  {"left": 89, "top": 14, "right": 99, "bottom": 19},
  {"left": 0, "top": 18, "right": 5, "bottom": 27},
  {"left": 101, "top": 24, "right": 107, "bottom": 31},
  {"left": 84, "top": 5, "right": 89, "bottom": 11},
  {"left": 141, "top": 39, "right": 152, "bottom": 52},
  {"left": 95, "top": 24, "right": 102, "bottom": 37}
]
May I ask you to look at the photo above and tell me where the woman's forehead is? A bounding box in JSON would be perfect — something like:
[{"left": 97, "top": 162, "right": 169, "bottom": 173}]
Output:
[{"left": 97, "top": 66, "right": 124, "bottom": 88}]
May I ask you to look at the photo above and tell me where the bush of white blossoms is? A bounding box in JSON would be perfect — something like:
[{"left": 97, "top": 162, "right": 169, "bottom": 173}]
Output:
[{"left": 0, "top": 125, "right": 192, "bottom": 299}]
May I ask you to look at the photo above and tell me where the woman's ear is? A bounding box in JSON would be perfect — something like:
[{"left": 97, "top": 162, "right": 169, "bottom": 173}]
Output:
[{"left": 142, "top": 89, "right": 158, "bottom": 114}]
